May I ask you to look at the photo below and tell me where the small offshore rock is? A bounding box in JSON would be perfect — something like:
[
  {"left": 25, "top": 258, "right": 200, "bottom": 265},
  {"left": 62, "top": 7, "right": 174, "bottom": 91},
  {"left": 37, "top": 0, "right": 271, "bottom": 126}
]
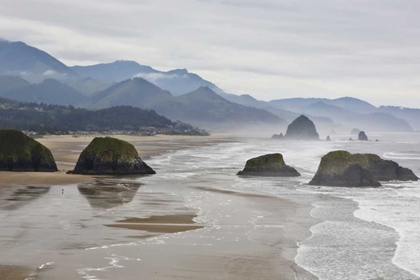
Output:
[{"left": 237, "top": 153, "right": 300, "bottom": 177}]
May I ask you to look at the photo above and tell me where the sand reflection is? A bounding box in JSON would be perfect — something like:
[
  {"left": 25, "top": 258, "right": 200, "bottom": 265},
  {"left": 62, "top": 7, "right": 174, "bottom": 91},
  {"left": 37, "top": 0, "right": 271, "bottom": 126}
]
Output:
[{"left": 77, "top": 179, "right": 141, "bottom": 209}]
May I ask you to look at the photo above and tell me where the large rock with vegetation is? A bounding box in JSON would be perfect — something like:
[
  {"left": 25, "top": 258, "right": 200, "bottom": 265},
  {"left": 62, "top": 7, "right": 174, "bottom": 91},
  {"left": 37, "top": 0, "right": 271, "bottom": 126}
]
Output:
[
  {"left": 309, "top": 151, "right": 418, "bottom": 187},
  {"left": 0, "top": 130, "right": 57, "bottom": 172},
  {"left": 309, "top": 151, "right": 380, "bottom": 187},
  {"left": 284, "top": 115, "right": 319, "bottom": 140},
  {"left": 70, "top": 137, "right": 155, "bottom": 175},
  {"left": 237, "top": 153, "right": 300, "bottom": 177}
]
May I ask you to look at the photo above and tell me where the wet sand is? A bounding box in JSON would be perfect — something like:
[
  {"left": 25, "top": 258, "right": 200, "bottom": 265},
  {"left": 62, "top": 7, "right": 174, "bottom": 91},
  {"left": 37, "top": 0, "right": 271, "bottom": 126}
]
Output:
[{"left": 0, "top": 134, "right": 318, "bottom": 280}]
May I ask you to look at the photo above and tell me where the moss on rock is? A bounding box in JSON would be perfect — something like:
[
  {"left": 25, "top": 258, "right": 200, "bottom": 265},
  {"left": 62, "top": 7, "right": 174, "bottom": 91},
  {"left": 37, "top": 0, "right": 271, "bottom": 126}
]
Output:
[
  {"left": 70, "top": 137, "right": 155, "bottom": 175},
  {"left": 237, "top": 153, "right": 300, "bottom": 177},
  {"left": 0, "top": 130, "right": 57, "bottom": 172},
  {"left": 309, "top": 150, "right": 418, "bottom": 187}
]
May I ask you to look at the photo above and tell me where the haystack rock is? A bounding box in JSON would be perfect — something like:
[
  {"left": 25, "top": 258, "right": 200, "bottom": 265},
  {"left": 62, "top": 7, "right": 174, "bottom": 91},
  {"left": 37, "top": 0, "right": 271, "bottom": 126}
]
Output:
[
  {"left": 69, "top": 137, "right": 155, "bottom": 175},
  {"left": 326, "top": 136, "right": 331, "bottom": 141},
  {"left": 358, "top": 131, "right": 368, "bottom": 141},
  {"left": 0, "top": 130, "right": 57, "bottom": 172},
  {"left": 284, "top": 115, "right": 319, "bottom": 140},
  {"left": 237, "top": 153, "right": 300, "bottom": 177},
  {"left": 309, "top": 151, "right": 418, "bottom": 187}
]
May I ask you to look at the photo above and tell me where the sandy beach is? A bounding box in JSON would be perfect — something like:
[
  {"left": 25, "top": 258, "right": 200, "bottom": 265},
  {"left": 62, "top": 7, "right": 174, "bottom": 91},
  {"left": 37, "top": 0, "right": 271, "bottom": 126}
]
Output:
[
  {"left": 0, "top": 134, "right": 318, "bottom": 280},
  {"left": 0, "top": 133, "right": 234, "bottom": 186}
]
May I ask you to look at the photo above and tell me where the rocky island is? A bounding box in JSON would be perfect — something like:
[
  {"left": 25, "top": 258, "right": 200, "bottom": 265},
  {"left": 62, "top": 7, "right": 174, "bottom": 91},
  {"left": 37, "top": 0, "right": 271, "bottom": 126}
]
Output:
[
  {"left": 309, "top": 150, "right": 418, "bottom": 187},
  {"left": 271, "top": 133, "right": 284, "bottom": 139},
  {"left": 284, "top": 115, "right": 319, "bottom": 140},
  {"left": 0, "top": 130, "right": 57, "bottom": 172},
  {"left": 237, "top": 153, "right": 300, "bottom": 177},
  {"left": 358, "top": 131, "right": 368, "bottom": 141},
  {"left": 69, "top": 137, "right": 156, "bottom": 175}
]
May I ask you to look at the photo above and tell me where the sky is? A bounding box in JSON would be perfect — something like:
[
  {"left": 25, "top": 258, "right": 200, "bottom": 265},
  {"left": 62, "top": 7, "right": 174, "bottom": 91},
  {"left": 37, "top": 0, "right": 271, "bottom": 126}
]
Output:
[{"left": 1, "top": 0, "right": 420, "bottom": 107}]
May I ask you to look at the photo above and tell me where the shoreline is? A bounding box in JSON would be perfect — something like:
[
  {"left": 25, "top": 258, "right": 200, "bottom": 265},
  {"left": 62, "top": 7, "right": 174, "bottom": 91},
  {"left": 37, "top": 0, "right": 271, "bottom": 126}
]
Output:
[
  {"left": 0, "top": 133, "right": 236, "bottom": 186},
  {"left": 192, "top": 185, "right": 319, "bottom": 279}
]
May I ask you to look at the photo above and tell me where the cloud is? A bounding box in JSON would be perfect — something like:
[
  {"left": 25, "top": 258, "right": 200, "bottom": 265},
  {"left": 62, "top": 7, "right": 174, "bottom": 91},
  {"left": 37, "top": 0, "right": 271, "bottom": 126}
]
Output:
[
  {"left": 133, "top": 72, "right": 186, "bottom": 84},
  {"left": 1, "top": 0, "right": 420, "bottom": 106},
  {"left": 42, "top": 70, "right": 57, "bottom": 76}
]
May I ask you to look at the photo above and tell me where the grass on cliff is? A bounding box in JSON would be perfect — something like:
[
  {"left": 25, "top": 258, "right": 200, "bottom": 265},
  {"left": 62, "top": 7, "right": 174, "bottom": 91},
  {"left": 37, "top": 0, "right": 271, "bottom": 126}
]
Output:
[
  {"left": 318, "top": 150, "right": 382, "bottom": 174},
  {"left": 245, "top": 153, "right": 286, "bottom": 169},
  {"left": 0, "top": 130, "right": 53, "bottom": 164},
  {"left": 81, "top": 137, "right": 139, "bottom": 162}
]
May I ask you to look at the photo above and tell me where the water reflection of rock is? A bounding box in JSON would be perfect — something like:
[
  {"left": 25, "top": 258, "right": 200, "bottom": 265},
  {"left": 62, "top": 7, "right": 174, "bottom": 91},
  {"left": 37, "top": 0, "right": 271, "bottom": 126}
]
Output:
[
  {"left": 78, "top": 179, "right": 142, "bottom": 209},
  {"left": 1, "top": 186, "right": 50, "bottom": 210}
]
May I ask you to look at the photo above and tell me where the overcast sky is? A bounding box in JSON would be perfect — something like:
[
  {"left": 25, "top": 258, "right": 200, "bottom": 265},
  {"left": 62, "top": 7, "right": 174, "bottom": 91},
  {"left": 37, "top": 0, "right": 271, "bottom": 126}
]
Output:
[{"left": 1, "top": 0, "right": 420, "bottom": 107}]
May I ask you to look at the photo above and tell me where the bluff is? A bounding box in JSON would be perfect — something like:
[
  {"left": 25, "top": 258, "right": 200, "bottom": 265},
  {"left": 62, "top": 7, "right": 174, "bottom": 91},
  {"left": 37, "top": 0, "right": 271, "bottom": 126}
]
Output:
[
  {"left": 284, "top": 115, "right": 319, "bottom": 140},
  {"left": 309, "top": 151, "right": 418, "bottom": 187},
  {"left": 237, "top": 153, "right": 300, "bottom": 177},
  {"left": 0, "top": 130, "right": 57, "bottom": 172},
  {"left": 69, "top": 137, "right": 155, "bottom": 175}
]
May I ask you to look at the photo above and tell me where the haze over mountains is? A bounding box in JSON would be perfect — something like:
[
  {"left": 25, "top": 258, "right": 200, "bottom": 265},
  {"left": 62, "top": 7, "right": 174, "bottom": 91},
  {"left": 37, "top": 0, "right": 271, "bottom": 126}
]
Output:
[{"left": 0, "top": 39, "right": 419, "bottom": 133}]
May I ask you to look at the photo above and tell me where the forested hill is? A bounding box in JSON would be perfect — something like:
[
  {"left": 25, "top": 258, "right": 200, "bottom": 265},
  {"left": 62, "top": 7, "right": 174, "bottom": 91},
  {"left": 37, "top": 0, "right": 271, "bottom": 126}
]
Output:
[{"left": 0, "top": 101, "right": 208, "bottom": 135}]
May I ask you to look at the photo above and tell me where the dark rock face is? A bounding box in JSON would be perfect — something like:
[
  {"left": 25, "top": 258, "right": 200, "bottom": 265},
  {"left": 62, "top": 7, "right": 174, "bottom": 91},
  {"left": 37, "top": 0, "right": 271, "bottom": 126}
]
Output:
[
  {"left": 284, "top": 115, "right": 319, "bottom": 140},
  {"left": 309, "top": 151, "right": 418, "bottom": 187},
  {"left": 326, "top": 136, "right": 331, "bottom": 141},
  {"left": 358, "top": 131, "right": 368, "bottom": 141},
  {"left": 237, "top": 153, "right": 300, "bottom": 177},
  {"left": 0, "top": 130, "right": 57, "bottom": 172},
  {"left": 70, "top": 137, "right": 155, "bottom": 175},
  {"left": 271, "top": 133, "right": 284, "bottom": 139},
  {"left": 351, "top": 128, "right": 361, "bottom": 135},
  {"left": 351, "top": 153, "right": 419, "bottom": 181}
]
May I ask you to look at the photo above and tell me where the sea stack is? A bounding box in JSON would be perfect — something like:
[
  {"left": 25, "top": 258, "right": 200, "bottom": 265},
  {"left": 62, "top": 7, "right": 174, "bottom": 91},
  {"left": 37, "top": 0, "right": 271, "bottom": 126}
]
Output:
[
  {"left": 309, "top": 151, "right": 380, "bottom": 187},
  {"left": 0, "top": 130, "right": 57, "bottom": 172},
  {"left": 326, "top": 136, "right": 331, "bottom": 141},
  {"left": 69, "top": 137, "right": 155, "bottom": 175},
  {"left": 309, "top": 150, "right": 418, "bottom": 187},
  {"left": 271, "top": 133, "right": 284, "bottom": 139},
  {"left": 284, "top": 115, "right": 319, "bottom": 140},
  {"left": 237, "top": 153, "right": 300, "bottom": 177},
  {"left": 358, "top": 131, "right": 368, "bottom": 141}
]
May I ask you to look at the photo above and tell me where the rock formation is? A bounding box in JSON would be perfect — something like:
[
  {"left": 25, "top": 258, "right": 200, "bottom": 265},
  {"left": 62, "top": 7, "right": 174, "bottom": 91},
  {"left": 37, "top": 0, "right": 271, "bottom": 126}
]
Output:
[
  {"left": 326, "top": 136, "right": 331, "bottom": 141},
  {"left": 358, "top": 131, "right": 368, "bottom": 141},
  {"left": 284, "top": 115, "right": 319, "bottom": 140},
  {"left": 237, "top": 153, "right": 300, "bottom": 177},
  {"left": 309, "top": 151, "right": 418, "bottom": 187},
  {"left": 351, "top": 153, "right": 418, "bottom": 181},
  {"left": 309, "top": 151, "right": 380, "bottom": 187},
  {"left": 69, "top": 137, "right": 155, "bottom": 175},
  {"left": 351, "top": 128, "right": 361, "bottom": 135},
  {"left": 0, "top": 130, "right": 57, "bottom": 172},
  {"left": 271, "top": 133, "right": 284, "bottom": 139}
]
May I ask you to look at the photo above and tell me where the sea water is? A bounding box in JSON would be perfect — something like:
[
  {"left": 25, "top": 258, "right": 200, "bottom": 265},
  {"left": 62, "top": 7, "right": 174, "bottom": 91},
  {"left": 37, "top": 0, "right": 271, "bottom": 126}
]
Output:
[
  {"left": 140, "top": 134, "right": 420, "bottom": 279},
  {"left": 1, "top": 133, "right": 419, "bottom": 279}
]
